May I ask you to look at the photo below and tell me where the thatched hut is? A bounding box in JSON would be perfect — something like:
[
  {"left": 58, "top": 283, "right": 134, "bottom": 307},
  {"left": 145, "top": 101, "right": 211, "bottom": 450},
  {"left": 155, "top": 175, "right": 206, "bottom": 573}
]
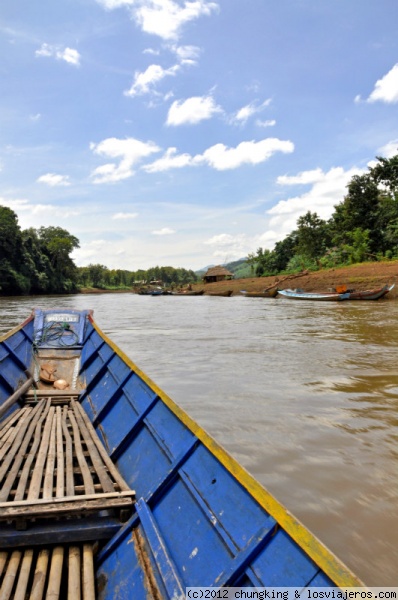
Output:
[{"left": 203, "top": 265, "right": 234, "bottom": 283}]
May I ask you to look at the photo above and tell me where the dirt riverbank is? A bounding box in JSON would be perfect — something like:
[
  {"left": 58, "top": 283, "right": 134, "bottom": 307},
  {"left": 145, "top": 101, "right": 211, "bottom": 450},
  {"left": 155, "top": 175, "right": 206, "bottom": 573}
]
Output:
[
  {"left": 195, "top": 260, "right": 398, "bottom": 297},
  {"left": 80, "top": 260, "right": 398, "bottom": 298}
]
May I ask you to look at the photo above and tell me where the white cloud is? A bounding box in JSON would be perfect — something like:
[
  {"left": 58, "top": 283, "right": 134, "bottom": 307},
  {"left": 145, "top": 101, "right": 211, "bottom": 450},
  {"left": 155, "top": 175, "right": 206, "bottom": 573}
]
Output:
[
  {"left": 171, "top": 44, "right": 201, "bottom": 64},
  {"left": 232, "top": 98, "right": 272, "bottom": 125},
  {"left": 143, "top": 137, "right": 294, "bottom": 172},
  {"left": 142, "top": 147, "right": 193, "bottom": 172},
  {"left": 94, "top": 0, "right": 218, "bottom": 40},
  {"left": 361, "top": 63, "right": 398, "bottom": 104},
  {"left": 96, "top": 0, "right": 219, "bottom": 41},
  {"left": 377, "top": 139, "right": 398, "bottom": 158},
  {"left": 35, "top": 43, "right": 53, "bottom": 57},
  {"left": 277, "top": 168, "right": 324, "bottom": 186},
  {"left": 37, "top": 173, "right": 71, "bottom": 187},
  {"left": 112, "top": 212, "right": 139, "bottom": 219},
  {"left": 58, "top": 47, "right": 81, "bottom": 66},
  {"left": 124, "top": 63, "right": 180, "bottom": 97},
  {"left": 267, "top": 166, "right": 363, "bottom": 239},
  {"left": 35, "top": 43, "right": 81, "bottom": 66},
  {"left": 0, "top": 197, "right": 79, "bottom": 218},
  {"left": 204, "top": 233, "right": 250, "bottom": 260},
  {"left": 152, "top": 227, "right": 176, "bottom": 235},
  {"left": 199, "top": 138, "right": 294, "bottom": 170},
  {"left": 256, "top": 119, "right": 276, "bottom": 128},
  {"left": 90, "top": 137, "right": 160, "bottom": 183},
  {"left": 166, "top": 95, "right": 223, "bottom": 125},
  {"left": 136, "top": 0, "right": 218, "bottom": 40}
]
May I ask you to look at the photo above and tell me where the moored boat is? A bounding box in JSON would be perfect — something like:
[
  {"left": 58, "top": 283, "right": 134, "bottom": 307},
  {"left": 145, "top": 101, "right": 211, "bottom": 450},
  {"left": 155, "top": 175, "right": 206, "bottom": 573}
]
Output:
[
  {"left": 278, "top": 284, "right": 394, "bottom": 301},
  {"left": 240, "top": 287, "right": 278, "bottom": 298},
  {"left": 346, "top": 283, "right": 394, "bottom": 300},
  {"left": 277, "top": 289, "right": 350, "bottom": 301},
  {"left": 173, "top": 289, "right": 204, "bottom": 296},
  {"left": 205, "top": 290, "right": 233, "bottom": 297},
  {"left": 0, "top": 308, "right": 364, "bottom": 596}
]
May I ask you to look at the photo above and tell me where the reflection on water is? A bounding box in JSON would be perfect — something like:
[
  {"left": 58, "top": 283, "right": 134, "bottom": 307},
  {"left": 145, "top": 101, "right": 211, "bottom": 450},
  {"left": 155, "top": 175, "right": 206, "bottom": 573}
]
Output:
[{"left": 1, "top": 294, "right": 397, "bottom": 585}]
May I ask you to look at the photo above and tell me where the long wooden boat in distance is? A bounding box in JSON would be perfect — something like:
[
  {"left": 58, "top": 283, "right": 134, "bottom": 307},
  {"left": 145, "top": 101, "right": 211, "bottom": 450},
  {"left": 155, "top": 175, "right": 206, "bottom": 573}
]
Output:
[
  {"left": 346, "top": 283, "right": 394, "bottom": 300},
  {"left": 205, "top": 290, "right": 233, "bottom": 297},
  {"left": 0, "top": 308, "right": 364, "bottom": 596},
  {"left": 240, "top": 288, "right": 278, "bottom": 298},
  {"left": 277, "top": 289, "right": 350, "bottom": 301}
]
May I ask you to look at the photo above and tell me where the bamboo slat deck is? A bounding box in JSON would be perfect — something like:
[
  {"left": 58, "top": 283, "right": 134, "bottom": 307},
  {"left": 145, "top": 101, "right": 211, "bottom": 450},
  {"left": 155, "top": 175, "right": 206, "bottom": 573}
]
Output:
[
  {"left": 0, "top": 394, "right": 135, "bottom": 598},
  {"left": 0, "top": 543, "right": 96, "bottom": 600},
  {"left": 0, "top": 396, "right": 133, "bottom": 516}
]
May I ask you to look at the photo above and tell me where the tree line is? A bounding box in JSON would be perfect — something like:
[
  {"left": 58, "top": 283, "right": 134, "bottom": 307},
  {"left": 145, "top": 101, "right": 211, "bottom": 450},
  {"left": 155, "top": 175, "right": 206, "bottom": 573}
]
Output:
[
  {"left": 0, "top": 207, "right": 198, "bottom": 295},
  {"left": 77, "top": 264, "right": 198, "bottom": 289},
  {"left": 0, "top": 208, "right": 80, "bottom": 295},
  {"left": 247, "top": 153, "right": 398, "bottom": 276}
]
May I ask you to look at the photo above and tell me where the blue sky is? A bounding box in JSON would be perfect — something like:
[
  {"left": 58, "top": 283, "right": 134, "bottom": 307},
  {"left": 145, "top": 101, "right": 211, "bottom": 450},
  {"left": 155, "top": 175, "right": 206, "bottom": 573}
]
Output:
[{"left": 1, "top": 0, "right": 398, "bottom": 271}]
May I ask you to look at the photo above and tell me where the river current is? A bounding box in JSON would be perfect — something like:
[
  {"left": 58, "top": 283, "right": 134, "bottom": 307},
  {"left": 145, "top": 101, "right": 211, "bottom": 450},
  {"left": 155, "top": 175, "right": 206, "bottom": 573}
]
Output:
[{"left": 0, "top": 293, "right": 397, "bottom": 586}]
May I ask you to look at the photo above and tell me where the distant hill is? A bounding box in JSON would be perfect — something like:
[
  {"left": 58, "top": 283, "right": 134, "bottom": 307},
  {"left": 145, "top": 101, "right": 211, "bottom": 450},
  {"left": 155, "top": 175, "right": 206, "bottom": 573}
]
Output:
[{"left": 196, "top": 258, "right": 253, "bottom": 279}]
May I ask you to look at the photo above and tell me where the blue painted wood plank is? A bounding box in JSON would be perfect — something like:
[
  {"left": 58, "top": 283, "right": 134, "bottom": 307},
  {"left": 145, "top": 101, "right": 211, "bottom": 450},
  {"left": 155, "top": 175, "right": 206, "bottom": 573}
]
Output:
[{"left": 136, "top": 499, "right": 185, "bottom": 599}]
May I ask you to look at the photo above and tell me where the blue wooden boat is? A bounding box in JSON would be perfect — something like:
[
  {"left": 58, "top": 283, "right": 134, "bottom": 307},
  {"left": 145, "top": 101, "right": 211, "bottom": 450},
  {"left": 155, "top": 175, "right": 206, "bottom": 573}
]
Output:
[
  {"left": 0, "top": 308, "right": 364, "bottom": 597},
  {"left": 278, "top": 289, "right": 350, "bottom": 301}
]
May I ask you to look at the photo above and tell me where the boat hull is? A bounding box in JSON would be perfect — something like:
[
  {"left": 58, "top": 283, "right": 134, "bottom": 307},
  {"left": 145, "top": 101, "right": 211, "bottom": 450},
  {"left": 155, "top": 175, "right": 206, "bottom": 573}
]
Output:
[
  {"left": 240, "top": 288, "right": 278, "bottom": 298},
  {"left": 278, "top": 289, "right": 349, "bottom": 301},
  {"left": 347, "top": 284, "right": 394, "bottom": 300},
  {"left": 0, "top": 309, "right": 364, "bottom": 595}
]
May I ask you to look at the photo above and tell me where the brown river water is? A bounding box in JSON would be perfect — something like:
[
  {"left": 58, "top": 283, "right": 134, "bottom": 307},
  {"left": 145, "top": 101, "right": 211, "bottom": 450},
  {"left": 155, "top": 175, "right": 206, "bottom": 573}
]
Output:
[{"left": 0, "top": 293, "right": 397, "bottom": 586}]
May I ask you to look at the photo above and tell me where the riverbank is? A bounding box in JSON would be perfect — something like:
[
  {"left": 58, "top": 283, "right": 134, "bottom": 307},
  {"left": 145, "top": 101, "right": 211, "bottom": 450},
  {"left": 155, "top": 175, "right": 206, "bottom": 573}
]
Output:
[{"left": 79, "top": 260, "right": 398, "bottom": 298}]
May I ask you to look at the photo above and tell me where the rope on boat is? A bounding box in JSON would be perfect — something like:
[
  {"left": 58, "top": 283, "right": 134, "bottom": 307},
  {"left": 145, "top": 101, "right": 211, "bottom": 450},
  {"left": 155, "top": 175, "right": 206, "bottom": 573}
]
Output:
[{"left": 33, "top": 322, "right": 80, "bottom": 350}]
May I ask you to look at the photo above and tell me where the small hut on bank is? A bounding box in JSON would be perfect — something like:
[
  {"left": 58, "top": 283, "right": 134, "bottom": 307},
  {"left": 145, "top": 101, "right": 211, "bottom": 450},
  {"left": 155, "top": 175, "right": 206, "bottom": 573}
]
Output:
[{"left": 203, "top": 265, "right": 234, "bottom": 284}]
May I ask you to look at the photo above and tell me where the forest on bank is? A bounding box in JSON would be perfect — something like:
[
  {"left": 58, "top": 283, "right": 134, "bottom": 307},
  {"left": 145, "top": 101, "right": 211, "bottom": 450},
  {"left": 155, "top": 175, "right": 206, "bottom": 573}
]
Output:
[{"left": 1, "top": 154, "right": 397, "bottom": 295}]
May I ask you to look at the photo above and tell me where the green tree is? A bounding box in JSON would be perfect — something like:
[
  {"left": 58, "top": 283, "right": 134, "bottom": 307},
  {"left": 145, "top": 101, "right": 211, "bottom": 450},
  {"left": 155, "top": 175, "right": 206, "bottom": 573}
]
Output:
[
  {"left": 330, "top": 174, "right": 380, "bottom": 252},
  {"left": 295, "top": 211, "right": 330, "bottom": 260},
  {"left": 342, "top": 228, "right": 371, "bottom": 263},
  {"left": 370, "top": 153, "right": 398, "bottom": 194},
  {"left": 0, "top": 206, "right": 29, "bottom": 294},
  {"left": 272, "top": 231, "right": 298, "bottom": 272},
  {"left": 36, "top": 226, "right": 80, "bottom": 292}
]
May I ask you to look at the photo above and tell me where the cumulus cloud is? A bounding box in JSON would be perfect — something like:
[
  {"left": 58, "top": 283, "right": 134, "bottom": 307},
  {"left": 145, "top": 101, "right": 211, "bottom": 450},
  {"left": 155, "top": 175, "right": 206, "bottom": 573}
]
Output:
[
  {"left": 268, "top": 166, "right": 363, "bottom": 239},
  {"left": 171, "top": 44, "right": 201, "bottom": 64},
  {"left": 96, "top": 0, "right": 219, "bottom": 41},
  {"left": 152, "top": 227, "right": 175, "bottom": 235},
  {"left": 124, "top": 63, "right": 180, "bottom": 97},
  {"left": 356, "top": 63, "right": 398, "bottom": 104},
  {"left": 199, "top": 138, "right": 294, "bottom": 170},
  {"left": 35, "top": 43, "right": 81, "bottom": 66},
  {"left": 256, "top": 119, "right": 276, "bottom": 128},
  {"left": 90, "top": 137, "right": 160, "bottom": 183},
  {"left": 204, "top": 233, "right": 250, "bottom": 260},
  {"left": 276, "top": 168, "right": 324, "bottom": 186},
  {"left": 112, "top": 212, "right": 139, "bottom": 219},
  {"left": 143, "top": 137, "right": 294, "bottom": 172},
  {"left": 142, "top": 147, "right": 193, "bottom": 172},
  {"left": 166, "top": 95, "right": 223, "bottom": 125},
  {"left": 0, "top": 197, "right": 79, "bottom": 217},
  {"left": 231, "top": 98, "right": 272, "bottom": 125},
  {"left": 377, "top": 139, "right": 398, "bottom": 158},
  {"left": 37, "top": 173, "right": 71, "bottom": 187}
]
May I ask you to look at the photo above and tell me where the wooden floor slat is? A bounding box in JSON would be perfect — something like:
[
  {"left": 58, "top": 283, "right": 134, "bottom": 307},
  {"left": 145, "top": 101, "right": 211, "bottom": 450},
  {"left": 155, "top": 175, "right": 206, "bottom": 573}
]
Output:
[
  {"left": 0, "top": 397, "right": 135, "bottom": 514},
  {"left": 0, "top": 544, "right": 96, "bottom": 600},
  {"left": 0, "top": 395, "right": 135, "bottom": 599}
]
